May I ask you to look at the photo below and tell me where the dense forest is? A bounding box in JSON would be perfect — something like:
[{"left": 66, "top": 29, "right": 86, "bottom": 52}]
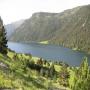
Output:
[{"left": 8, "top": 5, "right": 90, "bottom": 54}]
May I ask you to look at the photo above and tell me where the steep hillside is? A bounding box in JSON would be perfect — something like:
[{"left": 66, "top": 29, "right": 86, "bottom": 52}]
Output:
[
  {"left": 9, "top": 5, "right": 90, "bottom": 53},
  {"left": 5, "top": 20, "right": 24, "bottom": 39},
  {"left": 0, "top": 49, "right": 71, "bottom": 90}
]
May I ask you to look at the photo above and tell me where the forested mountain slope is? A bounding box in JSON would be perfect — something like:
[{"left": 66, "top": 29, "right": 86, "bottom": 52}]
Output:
[{"left": 9, "top": 5, "right": 90, "bottom": 53}]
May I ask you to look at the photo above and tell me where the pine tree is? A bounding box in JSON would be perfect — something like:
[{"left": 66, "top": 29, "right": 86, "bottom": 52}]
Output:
[{"left": 0, "top": 17, "right": 8, "bottom": 55}]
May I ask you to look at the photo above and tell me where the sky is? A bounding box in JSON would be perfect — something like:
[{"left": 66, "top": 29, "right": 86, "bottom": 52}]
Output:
[{"left": 0, "top": 0, "right": 90, "bottom": 24}]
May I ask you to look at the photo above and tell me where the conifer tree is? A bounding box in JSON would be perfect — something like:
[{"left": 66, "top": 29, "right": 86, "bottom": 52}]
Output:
[{"left": 0, "top": 17, "right": 8, "bottom": 55}]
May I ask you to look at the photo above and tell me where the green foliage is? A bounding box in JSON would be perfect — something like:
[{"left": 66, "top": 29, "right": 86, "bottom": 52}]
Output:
[
  {"left": 69, "top": 57, "right": 90, "bottom": 90},
  {"left": 0, "top": 51, "right": 47, "bottom": 90},
  {"left": 59, "top": 65, "right": 69, "bottom": 87},
  {"left": 0, "top": 49, "right": 90, "bottom": 90},
  {"left": 0, "top": 17, "right": 8, "bottom": 55}
]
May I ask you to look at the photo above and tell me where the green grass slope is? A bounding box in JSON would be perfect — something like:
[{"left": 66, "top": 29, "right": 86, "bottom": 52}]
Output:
[
  {"left": 0, "top": 50, "right": 90, "bottom": 90},
  {"left": 0, "top": 50, "right": 69, "bottom": 90}
]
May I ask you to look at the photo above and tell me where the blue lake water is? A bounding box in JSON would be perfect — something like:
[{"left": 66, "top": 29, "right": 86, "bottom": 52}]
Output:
[{"left": 8, "top": 42, "right": 90, "bottom": 66}]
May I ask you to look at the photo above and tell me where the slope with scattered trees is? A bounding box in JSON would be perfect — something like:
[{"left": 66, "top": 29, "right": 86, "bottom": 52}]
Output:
[{"left": 0, "top": 17, "right": 90, "bottom": 90}]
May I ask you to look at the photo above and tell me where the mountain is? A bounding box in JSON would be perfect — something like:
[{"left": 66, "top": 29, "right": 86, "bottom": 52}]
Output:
[
  {"left": 5, "top": 20, "right": 24, "bottom": 39},
  {"left": 9, "top": 5, "right": 90, "bottom": 53}
]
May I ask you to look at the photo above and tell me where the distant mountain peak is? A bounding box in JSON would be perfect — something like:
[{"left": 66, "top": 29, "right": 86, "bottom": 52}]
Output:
[{"left": 5, "top": 20, "right": 24, "bottom": 39}]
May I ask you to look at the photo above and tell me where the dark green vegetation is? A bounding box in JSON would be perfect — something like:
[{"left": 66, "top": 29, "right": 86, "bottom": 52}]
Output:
[
  {"left": 9, "top": 5, "right": 90, "bottom": 53},
  {"left": 0, "top": 17, "right": 7, "bottom": 55}
]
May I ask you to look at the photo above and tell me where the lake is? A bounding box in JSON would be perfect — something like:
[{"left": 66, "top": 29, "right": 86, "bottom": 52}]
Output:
[{"left": 8, "top": 42, "right": 90, "bottom": 66}]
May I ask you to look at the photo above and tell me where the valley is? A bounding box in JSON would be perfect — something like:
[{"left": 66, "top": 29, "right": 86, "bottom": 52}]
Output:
[
  {"left": 6, "top": 5, "right": 90, "bottom": 54},
  {"left": 0, "top": 4, "right": 90, "bottom": 90}
]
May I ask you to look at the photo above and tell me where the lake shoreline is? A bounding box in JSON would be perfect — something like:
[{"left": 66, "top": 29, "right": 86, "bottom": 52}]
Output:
[{"left": 7, "top": 42, "right": 90, "bottom": 66}]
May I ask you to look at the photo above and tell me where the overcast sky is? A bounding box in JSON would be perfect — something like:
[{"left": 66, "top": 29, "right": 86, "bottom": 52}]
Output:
[{"left": 0, "top": 0, "right": 90, "bottom": 24}]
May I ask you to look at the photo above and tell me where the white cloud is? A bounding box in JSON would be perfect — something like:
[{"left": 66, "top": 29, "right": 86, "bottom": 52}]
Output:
[{"left": 0, "top": 0, "right": 90, "bottom": 24}]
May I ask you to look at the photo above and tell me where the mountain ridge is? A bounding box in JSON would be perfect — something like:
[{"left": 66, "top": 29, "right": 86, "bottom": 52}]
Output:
[
  {"left": 5, "top": 20, "right": 24, "bottom": 39},
  {"left": 9, "top": 4, "right": 90, "bottom": 53}
]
